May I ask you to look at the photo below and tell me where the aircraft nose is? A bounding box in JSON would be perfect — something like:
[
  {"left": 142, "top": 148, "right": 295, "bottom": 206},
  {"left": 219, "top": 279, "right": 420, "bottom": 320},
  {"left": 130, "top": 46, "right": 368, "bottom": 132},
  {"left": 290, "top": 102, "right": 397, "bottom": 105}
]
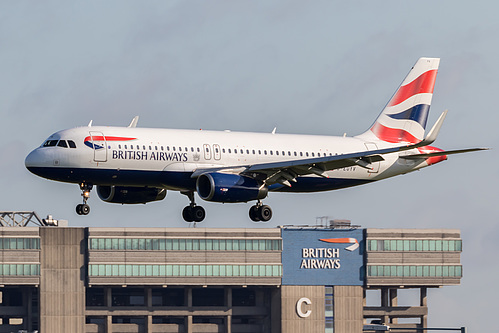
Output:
[{"left": 25, "top": 148, "right": 47, "bottom": 173}]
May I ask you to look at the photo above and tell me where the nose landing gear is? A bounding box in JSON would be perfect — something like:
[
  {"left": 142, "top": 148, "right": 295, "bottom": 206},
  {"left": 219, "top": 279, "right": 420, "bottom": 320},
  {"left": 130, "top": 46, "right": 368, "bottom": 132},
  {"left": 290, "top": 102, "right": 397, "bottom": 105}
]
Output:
[
  {"left": 76, "top": 183, "right": 92, "bottom": 216},
  {"left": 181, "top": 191, "right": 206, "bottom": 222},
  {"left": 249, "top": 201, "right": 272, "bottom": 222}
]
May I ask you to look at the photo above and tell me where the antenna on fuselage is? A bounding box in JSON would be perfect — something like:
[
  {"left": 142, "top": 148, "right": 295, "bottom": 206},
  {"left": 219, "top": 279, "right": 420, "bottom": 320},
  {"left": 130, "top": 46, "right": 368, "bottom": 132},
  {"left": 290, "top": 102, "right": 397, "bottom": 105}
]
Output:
[
  {"left": 87, "top": 120, "right": 93, "bottom": 127},
  {"left": 128, "top": 116, "right": 139, "bottom": 128},
  {"left": 272, "top": 127, "right": 277, "bottom": 135}
]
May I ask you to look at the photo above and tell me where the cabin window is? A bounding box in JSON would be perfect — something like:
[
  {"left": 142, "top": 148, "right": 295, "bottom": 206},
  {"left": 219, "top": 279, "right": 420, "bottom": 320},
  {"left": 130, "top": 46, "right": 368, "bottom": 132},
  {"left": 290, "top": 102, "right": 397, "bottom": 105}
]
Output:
[
  {"left": 179, "top": 147, "right": 182, "bottom": 152},
  {"left": 222, "top": 148, "right": 226, "bottom": 153},
  {"left": 118, "top": 145, "right": 122, "bottom": 149},
  {"left": 240, "top": 149, "right": 243, "bottom": 154},
  {"left": 197, "top": 147, "right": 200, "bottom": 152},
  {"left": 246, "top": 149, "right": 249, "bottom": 154},
  {"left": 306, "top": 152, "right": 309, "bottom": 157},
  {"left": 191, "top": 147, "right": 194, "bottom": 152},
  {"left": 68, "top": 140, "right": 77, "bottom": 148},
  {"left": 288, "top": 151, "right": 291, "bottom": 156},
  {"left": 155, "top": 146, "right": 158, "bottom": 150},
  {"left": 300, "top": 152, "right": 303, "bottom": 157},
  {"left": 57, "top": 140, "right": 68, "bottom": 148},
  {"left": 185, "top": 147, "right": 187, "bottom": 152},
  {"left": 149, "top": 146, "right": 152, "bottom": 150},
  {"left": 276, "top": 151, "right": 279, "bottom": 155},
  {"left": 137, "top": 145, "right": 140, "bottom": 150},
  {"left": 258, "top": 150, "right": 261, "bottom": 155},
  {"left": 311, "top": 152, "right": 314, "bottom": 157},
  {"left": 228, "top": 149, "right": 231, "bottom": 153},
  {"left": 173, "top": 147, "right": 176, "bottom": 151},
  {"left": 270, "top": 151, "right": 273, "bottom": 155},
  {"left": 252, "top": 150, "right": 255, "bottom": 154},
  {"left": 264, "top": 150, "right": 267, "bottom": 155},
  {"left": 143, "top": 146, "right": 146, "bottom": 150},
  {"left": 161, "top": 146, "right": 164, "bottom": 151}
]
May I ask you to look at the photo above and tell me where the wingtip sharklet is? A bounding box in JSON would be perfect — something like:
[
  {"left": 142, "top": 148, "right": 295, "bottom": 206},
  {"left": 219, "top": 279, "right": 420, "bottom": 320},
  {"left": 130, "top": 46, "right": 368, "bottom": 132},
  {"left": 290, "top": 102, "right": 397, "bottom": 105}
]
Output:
[{"left": 414, "top": 109, "right": 448, "bottom": 148}]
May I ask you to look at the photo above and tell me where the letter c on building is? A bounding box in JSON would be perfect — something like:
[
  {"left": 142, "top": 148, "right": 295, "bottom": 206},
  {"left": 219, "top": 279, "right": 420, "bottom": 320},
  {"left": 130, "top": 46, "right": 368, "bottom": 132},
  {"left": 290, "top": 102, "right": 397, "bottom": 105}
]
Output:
[{"left": 296, "top": 297, "right": 312, "bottom": 318}]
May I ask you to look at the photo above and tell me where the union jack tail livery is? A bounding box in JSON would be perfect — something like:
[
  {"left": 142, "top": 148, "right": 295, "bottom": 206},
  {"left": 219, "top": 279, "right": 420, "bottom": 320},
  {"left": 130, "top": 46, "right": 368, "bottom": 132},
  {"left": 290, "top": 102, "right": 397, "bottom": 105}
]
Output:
[{"left": 361, "top": 57, "right": 440, "bottom": 143}]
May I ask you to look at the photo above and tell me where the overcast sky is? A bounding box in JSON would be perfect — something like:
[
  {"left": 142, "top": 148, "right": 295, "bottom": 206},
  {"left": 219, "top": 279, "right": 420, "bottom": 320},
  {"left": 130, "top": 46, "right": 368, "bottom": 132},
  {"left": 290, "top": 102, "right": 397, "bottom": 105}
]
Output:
[{"left": 1, "top": 1, "right": 497, "bottom": 330}]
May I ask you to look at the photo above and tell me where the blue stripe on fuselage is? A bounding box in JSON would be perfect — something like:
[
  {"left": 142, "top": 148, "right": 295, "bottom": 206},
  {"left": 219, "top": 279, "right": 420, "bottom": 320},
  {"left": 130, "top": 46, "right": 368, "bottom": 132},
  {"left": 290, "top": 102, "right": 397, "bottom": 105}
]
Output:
[{"left": 26, "top": 166, "right": 372, "bottom": 193}]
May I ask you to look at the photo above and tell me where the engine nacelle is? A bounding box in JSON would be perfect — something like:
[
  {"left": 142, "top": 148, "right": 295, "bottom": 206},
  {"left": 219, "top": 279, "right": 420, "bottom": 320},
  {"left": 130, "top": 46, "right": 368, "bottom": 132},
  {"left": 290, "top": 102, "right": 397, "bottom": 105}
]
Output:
[
  {"left": 97, "top": 186, "right": 167, "bottom": 204},
  {"left": 196, "top": 173, "right": 268, "bottom": 203}
]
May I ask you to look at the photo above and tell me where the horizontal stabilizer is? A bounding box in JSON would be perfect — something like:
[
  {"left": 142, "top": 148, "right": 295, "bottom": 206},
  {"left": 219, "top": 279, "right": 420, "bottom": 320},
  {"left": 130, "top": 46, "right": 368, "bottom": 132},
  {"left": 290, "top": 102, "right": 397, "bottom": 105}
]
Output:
[{"left": 400, "top": 147, "right": 488, "bottom": 160}]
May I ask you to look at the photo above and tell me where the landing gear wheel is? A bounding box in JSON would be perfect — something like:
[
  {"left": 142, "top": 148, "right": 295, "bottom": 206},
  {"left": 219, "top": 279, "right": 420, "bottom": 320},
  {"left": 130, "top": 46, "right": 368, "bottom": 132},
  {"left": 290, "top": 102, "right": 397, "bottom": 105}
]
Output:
[
  {"left": 182, "top": 206, "right": 194, "bottom": 222},
  {"left": 249, "top": 205, "right": 261, "bottom": 222},
  {"left": 76, "top": 204, "right": 83, "bottom": 215},
  {"left": 76, "top": 204, "right": 90, "bottom": 216},
  {"left": 76, "top": 183, "right": 93, "bottom": 216},
  {"left": 182, "top": 205, "right": 206, "bottom": 222},
  {"left": 81, "top": 204, "right": 90, "bottom": 215},
  {"left": 191, "top": 206, "right": 206, "bottom": 222},
  {"left": 181, "top": 191, "right": 206, "bottom": 223},
  {"left": 258, "top": 205, "right": 272, "bottom": 222}
]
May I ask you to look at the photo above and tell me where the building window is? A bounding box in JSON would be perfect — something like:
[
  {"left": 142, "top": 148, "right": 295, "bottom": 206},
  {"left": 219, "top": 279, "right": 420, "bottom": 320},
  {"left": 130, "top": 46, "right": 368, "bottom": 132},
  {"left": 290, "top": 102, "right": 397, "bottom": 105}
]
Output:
[
  {"left": 193, "top": 288, "right": 224, "bottom": 306},
  {"left": 325, "top": 286, "right": 334, "bottom": 333},
  {"left": 367, "top": 265, "right": 463, "bottom": 277},
  {"left": 89, "top": 238, "right": 282, "bottom": 251},
  {"left": 367, "top": 239, "right": 462, "bottom": 252},
  {"left": 88, "top": 264, "right": 282, "bottom": 277}
]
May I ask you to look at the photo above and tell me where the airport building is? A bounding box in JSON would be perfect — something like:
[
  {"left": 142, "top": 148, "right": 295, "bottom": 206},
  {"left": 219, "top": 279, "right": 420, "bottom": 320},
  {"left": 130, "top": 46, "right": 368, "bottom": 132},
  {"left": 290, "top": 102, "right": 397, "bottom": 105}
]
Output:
[{"left": 0, "top": 215, "right": 462, "bottom": 333}]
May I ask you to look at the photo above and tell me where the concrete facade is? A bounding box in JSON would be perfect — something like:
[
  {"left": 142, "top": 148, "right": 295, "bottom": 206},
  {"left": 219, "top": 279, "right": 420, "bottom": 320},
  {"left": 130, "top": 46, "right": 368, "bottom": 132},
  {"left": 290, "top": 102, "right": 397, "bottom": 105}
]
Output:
[{"left": 0, "top": 226, "right": 462, "bottom": 333}]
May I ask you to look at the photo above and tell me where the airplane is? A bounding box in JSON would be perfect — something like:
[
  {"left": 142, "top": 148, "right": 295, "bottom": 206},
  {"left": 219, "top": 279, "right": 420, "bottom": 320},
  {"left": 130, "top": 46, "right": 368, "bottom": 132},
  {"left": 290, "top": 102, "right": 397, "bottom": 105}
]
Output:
[{"left": 25, "top": 57, "right": 486, "bottom": 222}]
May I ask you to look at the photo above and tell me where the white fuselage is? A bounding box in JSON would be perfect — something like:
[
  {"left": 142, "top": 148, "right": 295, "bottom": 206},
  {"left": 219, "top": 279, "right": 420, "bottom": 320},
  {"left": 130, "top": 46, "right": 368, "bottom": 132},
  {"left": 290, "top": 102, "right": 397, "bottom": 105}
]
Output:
[{"left": 25, "top": 125, "right": 434, "bottom": 193}]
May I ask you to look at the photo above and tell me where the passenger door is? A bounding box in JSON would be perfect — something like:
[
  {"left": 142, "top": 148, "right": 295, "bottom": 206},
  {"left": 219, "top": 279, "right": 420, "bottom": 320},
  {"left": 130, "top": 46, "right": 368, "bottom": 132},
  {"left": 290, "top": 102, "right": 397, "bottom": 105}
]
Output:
[{"left": 89, "top": 131, "right": 107, "bottom": 162}]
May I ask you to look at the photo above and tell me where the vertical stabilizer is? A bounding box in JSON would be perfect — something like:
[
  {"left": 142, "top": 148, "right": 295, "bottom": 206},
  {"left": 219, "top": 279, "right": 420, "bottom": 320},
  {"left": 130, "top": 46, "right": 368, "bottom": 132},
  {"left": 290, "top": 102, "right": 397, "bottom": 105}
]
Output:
[{"left": 358, "top": 57, "right": 440, "bottom": 143}]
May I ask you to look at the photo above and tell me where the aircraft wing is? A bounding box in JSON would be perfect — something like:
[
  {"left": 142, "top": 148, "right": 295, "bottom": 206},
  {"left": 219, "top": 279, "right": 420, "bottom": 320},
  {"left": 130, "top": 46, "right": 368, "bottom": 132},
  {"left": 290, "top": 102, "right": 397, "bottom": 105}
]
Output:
[{"left": 244, "top": 145, "right": 414, "bottom": 186}]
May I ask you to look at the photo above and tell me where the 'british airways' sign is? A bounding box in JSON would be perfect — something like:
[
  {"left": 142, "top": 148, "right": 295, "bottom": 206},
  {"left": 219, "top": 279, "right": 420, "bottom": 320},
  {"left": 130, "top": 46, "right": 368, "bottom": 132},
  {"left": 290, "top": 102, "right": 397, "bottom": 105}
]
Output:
[{"left": 281, "top": 228, "right": 364, "bottom": 286}]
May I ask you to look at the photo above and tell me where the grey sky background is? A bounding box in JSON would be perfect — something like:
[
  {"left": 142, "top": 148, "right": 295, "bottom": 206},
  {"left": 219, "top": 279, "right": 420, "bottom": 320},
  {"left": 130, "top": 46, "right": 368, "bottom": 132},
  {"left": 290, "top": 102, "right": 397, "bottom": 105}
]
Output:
[{"left": 1, "top": 1, "right": 497, "bottom": 330}]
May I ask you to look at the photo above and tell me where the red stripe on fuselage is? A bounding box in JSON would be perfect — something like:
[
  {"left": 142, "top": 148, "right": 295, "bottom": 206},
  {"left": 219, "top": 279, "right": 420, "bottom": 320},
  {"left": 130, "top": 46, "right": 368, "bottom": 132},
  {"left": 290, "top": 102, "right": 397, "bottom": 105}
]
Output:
[
  {"left": 388, "top": 69, "right": 437, "bottom": 107},
  {"left": 84, "top": 136, "right": 137, "bottom": 142},
  {"left": 371, "top": 123, "right": 420, "bottom": 143}
]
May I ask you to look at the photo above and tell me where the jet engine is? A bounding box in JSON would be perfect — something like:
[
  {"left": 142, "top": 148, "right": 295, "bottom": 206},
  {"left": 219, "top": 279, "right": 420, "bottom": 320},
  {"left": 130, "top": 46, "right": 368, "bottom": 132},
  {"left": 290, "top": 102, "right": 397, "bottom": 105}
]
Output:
[
  {"left": 196, "top": 173, "right": 267, "bottom": 203},
  {"left": 97, "top": 186, "right": 167, "bottom": 204}
]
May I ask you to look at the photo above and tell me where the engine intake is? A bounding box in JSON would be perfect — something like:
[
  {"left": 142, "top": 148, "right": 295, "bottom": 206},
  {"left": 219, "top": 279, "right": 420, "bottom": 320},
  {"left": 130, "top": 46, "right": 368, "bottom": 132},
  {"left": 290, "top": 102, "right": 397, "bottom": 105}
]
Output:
[
  {"left": 97, "top": 186, "right": 166, "bottom": 204},
  {"left": 196, "top": 173, "right": 267, "bottom": 203}
]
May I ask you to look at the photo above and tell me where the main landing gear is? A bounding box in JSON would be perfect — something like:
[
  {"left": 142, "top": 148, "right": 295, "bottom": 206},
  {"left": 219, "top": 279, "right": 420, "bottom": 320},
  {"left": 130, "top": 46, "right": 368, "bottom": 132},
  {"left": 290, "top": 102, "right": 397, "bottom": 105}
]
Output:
[
  {"left": 181, "top": 191, "right": 206, "bottom": 222},
  {"left": 76, "top": 183, "right": 92, "bottom": 216},
  {"left": 249, "top": 201, "right": 272, "bottom": 222}
]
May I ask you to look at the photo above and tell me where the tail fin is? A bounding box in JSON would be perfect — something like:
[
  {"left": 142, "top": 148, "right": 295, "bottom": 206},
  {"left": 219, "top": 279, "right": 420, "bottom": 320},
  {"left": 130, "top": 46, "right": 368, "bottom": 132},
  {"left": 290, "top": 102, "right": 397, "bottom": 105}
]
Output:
[{"left": 358, "top": 57, "right": 440, "bottom": 143}]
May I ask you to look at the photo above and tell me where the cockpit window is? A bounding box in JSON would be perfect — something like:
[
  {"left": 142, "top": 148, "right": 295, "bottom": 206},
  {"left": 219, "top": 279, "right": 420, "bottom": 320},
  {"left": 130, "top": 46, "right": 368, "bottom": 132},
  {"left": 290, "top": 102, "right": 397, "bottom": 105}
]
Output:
[
  {"left": 57, "top": 140, "right": 68, "bottom": 148},
  {"left": 43, "top": 139, "right": 77, "bottom": 148},
  {"left": 43, "top": 140, "right": 58, "bottom": 147}
]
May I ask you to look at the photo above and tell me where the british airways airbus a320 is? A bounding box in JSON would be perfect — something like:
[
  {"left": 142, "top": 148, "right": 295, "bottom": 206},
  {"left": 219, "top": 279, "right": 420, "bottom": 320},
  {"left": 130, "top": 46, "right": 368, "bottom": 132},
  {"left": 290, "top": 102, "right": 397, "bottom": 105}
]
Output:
[{"left": 25, "top": 58, "right": 485, "bottom": 222}]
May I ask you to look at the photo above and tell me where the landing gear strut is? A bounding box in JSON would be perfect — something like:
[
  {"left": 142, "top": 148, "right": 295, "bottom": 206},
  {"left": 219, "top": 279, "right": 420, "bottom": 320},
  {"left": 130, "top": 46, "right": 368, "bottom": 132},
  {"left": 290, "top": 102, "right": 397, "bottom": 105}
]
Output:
[
  {"left": 181, "top": 191, "right": 205, "bottom": 222},
  {"left": 76, "top": 183, "right": 92, "bottom": 216},
  {"left": 249, "top": 201, "right": 272, "bottom": 222}
]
